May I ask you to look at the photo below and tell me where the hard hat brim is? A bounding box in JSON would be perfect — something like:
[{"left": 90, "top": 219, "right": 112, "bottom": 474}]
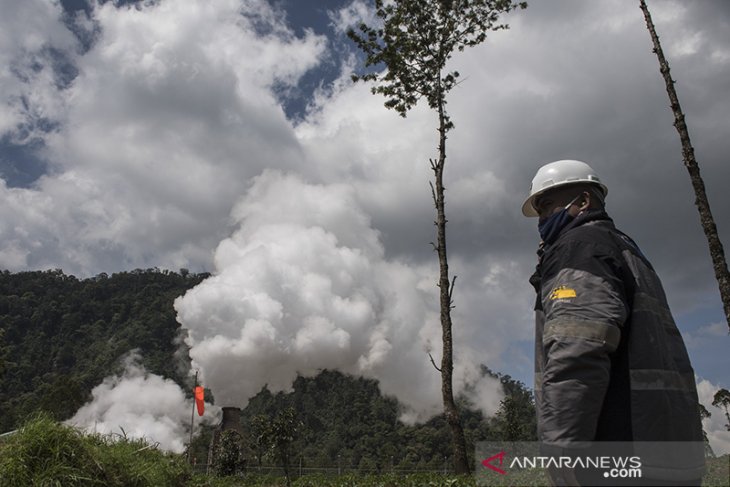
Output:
[{"left": 521, "top": 194, "right": 540, "bottom": 217}]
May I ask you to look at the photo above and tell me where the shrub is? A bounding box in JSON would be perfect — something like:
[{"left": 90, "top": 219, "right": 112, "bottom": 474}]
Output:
[
  {"left": 0, "top": 413, "right": 190, "bottom": 486},
  {"left": 213, "top": 431, "right": 246, "bottom": 477}
]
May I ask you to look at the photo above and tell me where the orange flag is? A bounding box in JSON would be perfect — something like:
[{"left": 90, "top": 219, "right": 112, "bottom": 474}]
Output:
[{"left": 194, "top": 386, "right": 204, "bottom": 416}]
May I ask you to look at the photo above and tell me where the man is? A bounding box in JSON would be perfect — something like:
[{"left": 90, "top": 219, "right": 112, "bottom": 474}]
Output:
[{"left": 523, "top": 160, "right": 705, "bottom": 486}]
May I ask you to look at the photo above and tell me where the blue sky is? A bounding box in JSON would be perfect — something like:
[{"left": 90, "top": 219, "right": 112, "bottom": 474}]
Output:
[{"left": 1, "top": 0, "right": 729, "bottom": 452}]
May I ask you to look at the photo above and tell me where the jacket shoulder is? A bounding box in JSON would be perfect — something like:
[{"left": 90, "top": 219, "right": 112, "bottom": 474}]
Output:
[
  {"left": 564, "top": 220, "right": 619, "bottom": 242},
  {"left": 551, "top": 221, "right": 623, "bottom": 257},
  {"left": 541, "top": 222, "right": 626, "bottom": 279}
]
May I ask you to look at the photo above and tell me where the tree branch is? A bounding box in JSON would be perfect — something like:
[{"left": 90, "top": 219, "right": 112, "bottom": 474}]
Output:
[
  {"left": 428, "top": 352, "right": 442, "bottom": 372},
  {"left": 429, "top": 180, "right": 438, "bottom": 208},
  {"left": 449, "top": 275, "right": 457, "bottom": 306}
]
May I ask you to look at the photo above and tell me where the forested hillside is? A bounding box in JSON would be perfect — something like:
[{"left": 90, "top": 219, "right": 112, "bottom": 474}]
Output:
[
  {"left": 0, "top": 268, "right": 207, "bottom": 431},
  {"left": 0, "top": 269, "right": 536, "bottom": 466},
  {"left": 230, "top": 368, "right": 536, "bottom": 472}
]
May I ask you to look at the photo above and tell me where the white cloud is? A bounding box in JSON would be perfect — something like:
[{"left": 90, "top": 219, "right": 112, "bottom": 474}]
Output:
[
  {"left": 327, "top": 0, "right": 379, "bottom": 35},
  {"left": 0, "top": 0, "right": 326, "bottom": 275},
  {"left": 0, "top": 0, "right": 77, "bottom": 139},
  {"left": 699, "top": 322, "right": 727, "bottom": 338},
  {"left": 682, "top": 320, "right": 728, "bottom": 351}
]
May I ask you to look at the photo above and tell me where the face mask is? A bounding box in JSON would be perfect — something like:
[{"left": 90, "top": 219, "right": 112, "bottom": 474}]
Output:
[{"left": 538, "top": 194, "right": 582, "bottom": 244}]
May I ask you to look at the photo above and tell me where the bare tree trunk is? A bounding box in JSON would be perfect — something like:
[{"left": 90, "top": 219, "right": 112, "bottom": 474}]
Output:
[
  {"left": 640, "top": 0, "right": 730, "bottom": 331},
  {"left": 430, "top": 92, "right": 470, "bottom": 475}
]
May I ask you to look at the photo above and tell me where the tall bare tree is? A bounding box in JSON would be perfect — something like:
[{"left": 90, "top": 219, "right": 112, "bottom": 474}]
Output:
[
  {"left": 639, "top": 0, "right": 730, "bottom": 331},
  {"left": 348, "top": 0, "right": 526, "bottom": 474}
]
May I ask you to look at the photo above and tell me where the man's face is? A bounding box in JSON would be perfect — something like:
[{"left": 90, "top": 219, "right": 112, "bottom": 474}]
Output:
[{"left": 534, "top": 187, "right": 585, "bottom": 222}]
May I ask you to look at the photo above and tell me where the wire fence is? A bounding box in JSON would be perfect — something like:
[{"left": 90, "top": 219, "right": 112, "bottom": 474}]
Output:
[{"left": 191, "top": 463, "right": 454, "bottom": 477}]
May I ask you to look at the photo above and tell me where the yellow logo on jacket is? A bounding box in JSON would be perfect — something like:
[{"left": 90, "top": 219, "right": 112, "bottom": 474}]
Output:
[{"left": 550, "top": 286, "right": 577, "bottom": 300}]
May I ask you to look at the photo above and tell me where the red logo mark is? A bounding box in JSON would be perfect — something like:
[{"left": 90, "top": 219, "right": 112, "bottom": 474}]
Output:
[{"left": 481, "top": 451, "right": 507, "bottom": 475}]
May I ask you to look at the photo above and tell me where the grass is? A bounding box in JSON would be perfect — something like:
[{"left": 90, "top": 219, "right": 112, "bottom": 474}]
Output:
[
  {"left": 188, "top": 472, "right": 478, "bottom": 487},
  {"left": 703, "top": 454, "right": 730, "bottom": 487},
  {"left": 0, "top": 413, "right": 190, "bottom": 486}
]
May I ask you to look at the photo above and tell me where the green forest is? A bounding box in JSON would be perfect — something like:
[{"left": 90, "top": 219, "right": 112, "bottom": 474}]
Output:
[{"left": 0, "top": 269, "right": 536, "bottom": 470}]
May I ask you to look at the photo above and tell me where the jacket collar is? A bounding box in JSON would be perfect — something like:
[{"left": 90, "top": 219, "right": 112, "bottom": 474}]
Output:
[
  {"left": 536, "top": 210, "right": 613, "bottom": 260},
  {"left": 562, "top": 209, "right": 613, "bottom": 234}
]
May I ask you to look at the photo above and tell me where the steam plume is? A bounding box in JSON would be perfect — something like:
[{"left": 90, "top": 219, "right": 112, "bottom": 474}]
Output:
[
  {"left": 174, "top": 171, "right": 502, "bottom": 422},
  {"left": 68, "top": 351, "right": 218, "bottom": 453}
]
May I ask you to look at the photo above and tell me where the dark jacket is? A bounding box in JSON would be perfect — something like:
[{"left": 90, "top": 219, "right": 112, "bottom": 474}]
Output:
[{"left": 531, "top": 210, "right": 705, "bottom": 481}]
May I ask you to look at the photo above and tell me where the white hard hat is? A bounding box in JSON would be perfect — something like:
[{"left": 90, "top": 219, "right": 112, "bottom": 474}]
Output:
[{"left": 521, "top": 159, "right": 607, "bottom": 217}]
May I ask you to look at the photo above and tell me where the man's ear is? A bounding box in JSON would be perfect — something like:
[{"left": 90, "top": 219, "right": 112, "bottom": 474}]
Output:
[{"left": 579, "top": 191, "right": 591, "bottom": 211}]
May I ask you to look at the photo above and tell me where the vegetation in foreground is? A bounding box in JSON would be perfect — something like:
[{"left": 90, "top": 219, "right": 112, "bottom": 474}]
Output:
[
  {"left": 2, "top": 415, "right": 728, "bottom": 486},
  {"left": 0, "top": 415, "right": 478, "bottom": 486},
  {"left": 188, "top": 472, "right": 477, "bottom": 487},
  {"left": 0, "top": 413, "right": 189, "bottom": 487}
]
